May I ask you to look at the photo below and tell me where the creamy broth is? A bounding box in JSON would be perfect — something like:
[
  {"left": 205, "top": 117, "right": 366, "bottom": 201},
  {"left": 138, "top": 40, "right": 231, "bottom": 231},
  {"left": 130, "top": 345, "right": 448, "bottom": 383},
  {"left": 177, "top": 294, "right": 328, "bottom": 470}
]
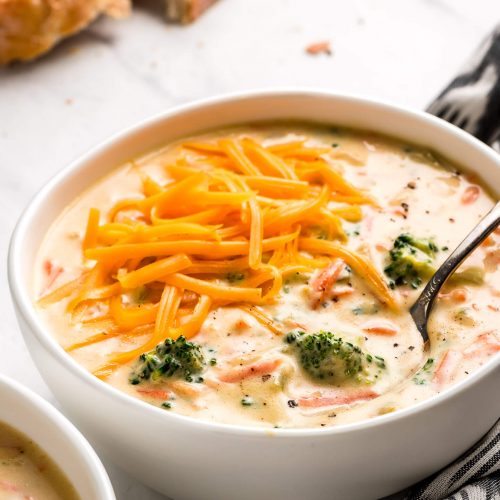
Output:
[
  {"left": 0, "top": 421, "right": 79, "bottom": 500},
  {"left": 35, "top": 124, "right": 500, "bottom": 428}
]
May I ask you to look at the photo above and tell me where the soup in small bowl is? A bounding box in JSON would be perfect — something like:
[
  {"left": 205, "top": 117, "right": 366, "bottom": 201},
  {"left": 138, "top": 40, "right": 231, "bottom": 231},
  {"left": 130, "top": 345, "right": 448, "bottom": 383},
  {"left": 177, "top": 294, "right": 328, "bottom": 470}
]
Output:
[
  {"left": 9, "top": 91, "right": 500, "bottom": 500},
  {"left": 0, "top": 374, "right": 115, "bottom": 500},
  {"left": 0, "top": 420, "right": 79, "bottom": 499}
]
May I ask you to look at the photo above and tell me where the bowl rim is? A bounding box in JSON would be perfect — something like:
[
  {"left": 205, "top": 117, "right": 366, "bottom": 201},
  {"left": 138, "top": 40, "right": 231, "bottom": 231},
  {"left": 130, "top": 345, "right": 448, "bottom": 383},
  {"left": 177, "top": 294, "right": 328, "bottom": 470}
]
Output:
[
  {"left": 8, "top": 88, "right": 500, "bottom": 438},
  {"left": 0, "top": 373, "right": 115, "bottom": 499}
]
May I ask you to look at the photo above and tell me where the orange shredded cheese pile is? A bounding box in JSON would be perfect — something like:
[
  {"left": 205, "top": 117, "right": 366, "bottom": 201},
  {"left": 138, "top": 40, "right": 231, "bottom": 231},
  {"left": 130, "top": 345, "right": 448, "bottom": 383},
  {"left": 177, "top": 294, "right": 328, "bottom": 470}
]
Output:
[{"left": 38, "top": 135, "right": 396, "bottom": 377}]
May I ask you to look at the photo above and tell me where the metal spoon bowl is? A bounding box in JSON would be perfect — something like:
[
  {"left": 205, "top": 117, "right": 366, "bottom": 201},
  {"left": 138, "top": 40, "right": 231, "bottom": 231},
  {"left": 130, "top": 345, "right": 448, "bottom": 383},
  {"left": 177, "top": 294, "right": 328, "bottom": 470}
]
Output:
[{"left": 410, "top": 201, "right": 500, "bottom": 345}]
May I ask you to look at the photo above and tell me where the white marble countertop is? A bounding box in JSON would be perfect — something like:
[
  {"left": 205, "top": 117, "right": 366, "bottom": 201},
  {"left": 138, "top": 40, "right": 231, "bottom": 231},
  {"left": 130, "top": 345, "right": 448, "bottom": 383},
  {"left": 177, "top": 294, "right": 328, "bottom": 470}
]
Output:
[{"left": 1, "top": 0, "right": 499, "bottom": 498}]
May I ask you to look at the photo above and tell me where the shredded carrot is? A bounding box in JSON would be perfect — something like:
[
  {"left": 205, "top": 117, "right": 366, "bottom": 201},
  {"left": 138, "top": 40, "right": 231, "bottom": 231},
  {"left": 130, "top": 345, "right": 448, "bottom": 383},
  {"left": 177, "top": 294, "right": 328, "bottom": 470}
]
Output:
[
  {"left": 361, "top": 319, "right": 400, "bottom": 336},
  {"left": 461, "top": 185, "right": 481, "bottom": 205},
  {"left": 464, "top": 331, "right": 500, "bottom": 358},
  {"left": 137, "top": 388, "right": 170, "bottom": 400},
  {"left": 298, "top": 389, "right": 378, "bottom": 408},
  {"left": 169, "top": 380, "right": 204, "bottom": 398},
  {"left": 438, "top": 288, "right": 470, "bottom": 302},
  {"left": 299, "top": 238, "right": 397, "bottom": 309},
  {"left": 433, "top": 350, "right": 462, "bottom": 387},
  {"left": 310, "top": 258, "right": 345, "bottom": 306},
  {"left": 219, "top": 358, "right": 282, "bottom": 383}
]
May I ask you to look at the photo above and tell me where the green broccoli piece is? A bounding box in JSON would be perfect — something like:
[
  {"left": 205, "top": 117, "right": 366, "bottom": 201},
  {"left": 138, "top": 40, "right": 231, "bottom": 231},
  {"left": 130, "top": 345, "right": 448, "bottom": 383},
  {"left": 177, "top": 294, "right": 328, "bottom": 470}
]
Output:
[
  {"left": 285, "top": 331, "right": 385, "bottom": 383},
  {"left": 449, "top": 266, "right": 485, "bottom": 285},
  {"left": 129, "top": 336, "right": 205, "bottom": 385},
  {"left": 384, "top": 233, "right": 438, "bottom": 289}
]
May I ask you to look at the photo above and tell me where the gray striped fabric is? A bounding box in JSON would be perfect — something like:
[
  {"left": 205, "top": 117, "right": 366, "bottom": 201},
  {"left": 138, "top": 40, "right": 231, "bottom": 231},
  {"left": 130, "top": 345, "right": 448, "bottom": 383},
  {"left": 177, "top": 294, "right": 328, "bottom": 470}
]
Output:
[
  {"left": 427, "top": 24, "right": 500, "bottom": 153},
  {"left": 383, "top": 25, "right": 500, "bottom": 500},
  {"left": 384, "top": 420, "right": 500, "bottom": 499}
]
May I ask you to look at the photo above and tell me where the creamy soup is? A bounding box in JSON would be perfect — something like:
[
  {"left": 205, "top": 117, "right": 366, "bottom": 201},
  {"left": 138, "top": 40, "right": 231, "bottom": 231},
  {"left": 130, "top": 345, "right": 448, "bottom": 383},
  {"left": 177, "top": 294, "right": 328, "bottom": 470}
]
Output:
[
  {"left": 0, "top": 421, "right": 79, "bottom": 500},
  {"left": 35, "top": 123, "right": 500, "bottom": 429}
]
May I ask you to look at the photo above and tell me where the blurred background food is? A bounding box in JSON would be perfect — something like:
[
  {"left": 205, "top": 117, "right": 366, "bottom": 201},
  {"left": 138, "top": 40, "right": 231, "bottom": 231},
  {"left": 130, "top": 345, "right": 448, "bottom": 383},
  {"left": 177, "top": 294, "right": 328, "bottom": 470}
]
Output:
[
  {"left": 164, "top": 0, "right": 217, "bottom": 24},
  {"left": 0, "top": 0, "right": 217, "bottom": 64}
]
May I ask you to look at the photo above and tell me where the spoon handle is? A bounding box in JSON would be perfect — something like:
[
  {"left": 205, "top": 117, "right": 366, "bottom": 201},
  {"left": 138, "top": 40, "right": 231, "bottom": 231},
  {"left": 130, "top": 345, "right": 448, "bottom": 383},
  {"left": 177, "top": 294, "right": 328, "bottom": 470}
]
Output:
[{"left": 410, "top": 201, "right": 500, "bottom": 343}]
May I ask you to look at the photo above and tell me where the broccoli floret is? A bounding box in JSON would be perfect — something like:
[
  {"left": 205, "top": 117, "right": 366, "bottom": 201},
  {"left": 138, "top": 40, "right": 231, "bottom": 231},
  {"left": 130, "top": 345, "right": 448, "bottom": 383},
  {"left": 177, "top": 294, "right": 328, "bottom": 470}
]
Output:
[
  {"left": 384, "top": 233, "right": 438, "bottom": 289},
  {"left": 285, "top": 331, "right": 384, "bottom": 383},
  {"left": 450, "top": 266, "right": 485, "bottom": 285},
  {"left": 129, "top": 336, "right": 205, "bottom": 385}
]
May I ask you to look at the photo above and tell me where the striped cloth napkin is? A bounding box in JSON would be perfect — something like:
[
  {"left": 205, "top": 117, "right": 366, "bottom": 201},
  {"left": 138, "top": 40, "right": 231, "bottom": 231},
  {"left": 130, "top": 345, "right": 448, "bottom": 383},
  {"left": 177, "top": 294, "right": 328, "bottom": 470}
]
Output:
[
  {"left": 428, "top": 25, "right": 500, "bottom": 153},
  {"left": 384, "top": 25, "right": 500, "bottom": 500}
]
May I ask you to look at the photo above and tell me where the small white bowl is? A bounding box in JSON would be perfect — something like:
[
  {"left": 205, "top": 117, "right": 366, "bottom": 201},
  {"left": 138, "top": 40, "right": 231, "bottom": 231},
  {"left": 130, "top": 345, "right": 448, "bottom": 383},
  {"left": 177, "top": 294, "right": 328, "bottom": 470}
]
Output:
[
  {"left": 0, "top": 373, "right": 115, "bottom": 499},
  {"left": 8, "top": 90, "right": 500, "bottom": 500}
]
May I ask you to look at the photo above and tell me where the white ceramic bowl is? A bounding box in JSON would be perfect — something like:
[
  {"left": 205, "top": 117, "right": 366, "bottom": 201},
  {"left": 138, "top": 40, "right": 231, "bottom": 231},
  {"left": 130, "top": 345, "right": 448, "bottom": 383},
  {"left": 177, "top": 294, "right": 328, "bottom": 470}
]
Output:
[
  {"left": 0, "top": 374, "right": 115, "bottom": 499},
  {"left": 8, "top": 91, "right": 500, "bottom": 500}
]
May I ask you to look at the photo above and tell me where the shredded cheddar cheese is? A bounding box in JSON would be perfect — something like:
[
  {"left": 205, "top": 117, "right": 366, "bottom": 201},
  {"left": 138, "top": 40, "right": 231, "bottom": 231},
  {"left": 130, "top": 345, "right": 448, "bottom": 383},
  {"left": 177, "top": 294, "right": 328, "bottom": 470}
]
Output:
[{"left": 38, "top": 136, "right": 396, "bottom": 376}]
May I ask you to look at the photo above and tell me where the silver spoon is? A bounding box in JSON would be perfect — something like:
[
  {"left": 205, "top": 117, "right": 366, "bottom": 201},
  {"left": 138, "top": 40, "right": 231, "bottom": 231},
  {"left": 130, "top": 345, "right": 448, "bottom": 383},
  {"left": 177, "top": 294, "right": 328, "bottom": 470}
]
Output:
[{"left": 410, "top": 201, "right": 500, "bottom": 345}]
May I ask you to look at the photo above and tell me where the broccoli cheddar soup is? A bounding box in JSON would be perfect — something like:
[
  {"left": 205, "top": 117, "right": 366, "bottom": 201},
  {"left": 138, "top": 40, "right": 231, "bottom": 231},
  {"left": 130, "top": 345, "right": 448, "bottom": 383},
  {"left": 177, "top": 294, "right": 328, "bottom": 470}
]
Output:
[
  {"left": 0, "top": 421, "right": 79, "bottom": 500},
  {"left": 35, "top": 124, "right": 500, "bottom": 429}
]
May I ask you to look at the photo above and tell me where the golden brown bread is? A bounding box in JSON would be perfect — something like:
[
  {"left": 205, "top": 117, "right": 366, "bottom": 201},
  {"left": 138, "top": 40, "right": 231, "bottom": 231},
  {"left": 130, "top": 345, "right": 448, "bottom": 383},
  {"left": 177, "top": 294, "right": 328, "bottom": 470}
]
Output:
[
  {"left": 0, "top": 0, "right": 131, "bottom": 64},
  {"left": 164, "top": 0, "right": 217, "bottom": 24}
]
